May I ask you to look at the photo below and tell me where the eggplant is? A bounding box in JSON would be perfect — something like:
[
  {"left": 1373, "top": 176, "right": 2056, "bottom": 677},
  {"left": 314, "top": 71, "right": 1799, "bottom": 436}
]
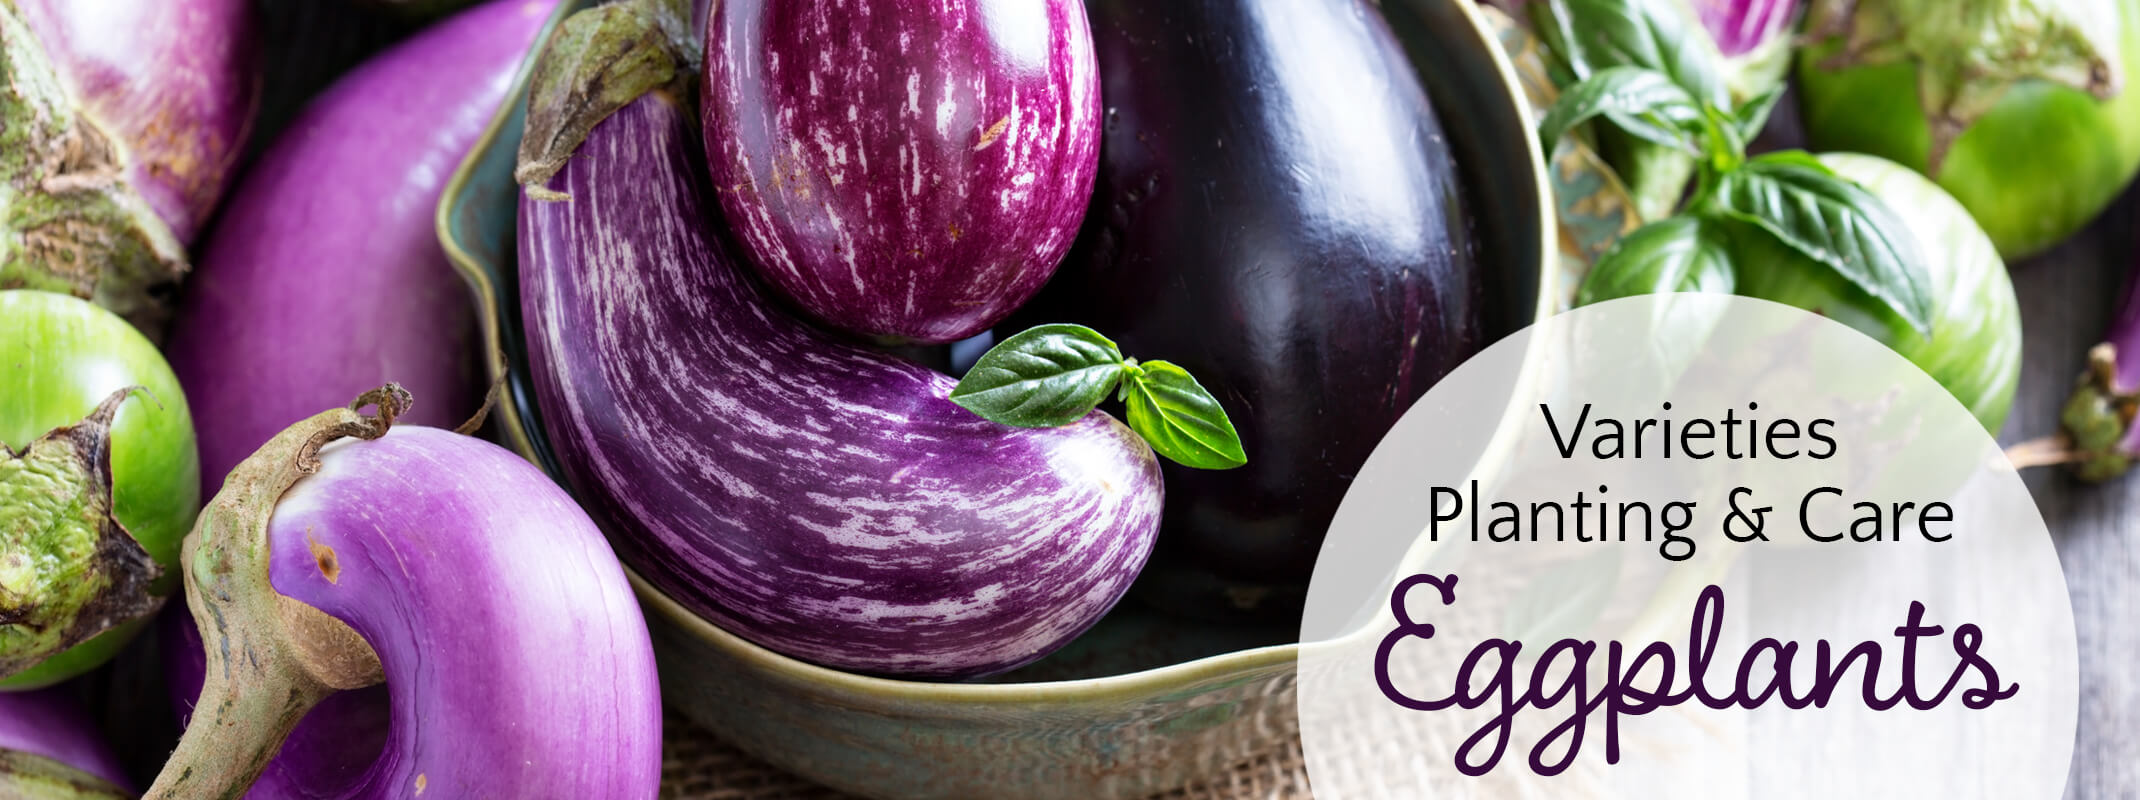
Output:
[
  {"left": 1018, "top": 0, "right": 1482, "bottom": 617},
  {"left": 15, "top": 0, "right": 259, "bottom": 246},
  {"left": 0, "top": 0, "right": 257, "bottom": 335},
  {"left": 518, "top": 80, "right": 1162, "bottom": 678},
  {"left": 147, "top": 390, "right": 661, "bottom": 798},
  {"left": 0, "top": 689, "right": 131, "bottom": 796},
  {"left": 699, "top": 0, "right": 1101, "bottom": 344},
  {"left": 168, "top": 0, "right": 558, "bottom": 494}
]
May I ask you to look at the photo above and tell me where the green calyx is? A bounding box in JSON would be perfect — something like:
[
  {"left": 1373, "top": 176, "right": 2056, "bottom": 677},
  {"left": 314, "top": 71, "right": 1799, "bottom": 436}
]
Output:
[
  {"left": 0, "top": 388, "right": 163, "bottom": 680},
  {"left": 0, "top": 750, "right": 132, "bottom": 800},
  {"left": 1806, "top": 0, "right": 2125, "bottom": 170},
  {"left": 515, "top": 0, "right": 697, "bottom": 199},
  {"left": 145, "top": 387, "right": 400, "bottom": 800},
  {"left": 0, "top": 1, "right": 187, "bottom": 338},
  {"left": 2060, "top": 343, "right": 2138, "bottom": 481}
]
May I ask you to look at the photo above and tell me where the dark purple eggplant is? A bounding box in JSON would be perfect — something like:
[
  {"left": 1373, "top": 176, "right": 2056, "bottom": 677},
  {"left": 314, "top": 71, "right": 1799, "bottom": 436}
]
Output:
[
  {"left": 699, "top": 0, "right": 1101, "bottom": 344},
  {"left": 1017, "top": 0, "right": 1481, "bottom": 618},
  {"left": 517, "top": 81, "right": 1163, "bottom": 679}
]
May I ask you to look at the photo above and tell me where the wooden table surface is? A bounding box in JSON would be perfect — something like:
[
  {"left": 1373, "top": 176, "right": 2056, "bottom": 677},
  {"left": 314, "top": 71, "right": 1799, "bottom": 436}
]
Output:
[{"left": 2003, "top": 189, "right": 2140, "bottom": 800}]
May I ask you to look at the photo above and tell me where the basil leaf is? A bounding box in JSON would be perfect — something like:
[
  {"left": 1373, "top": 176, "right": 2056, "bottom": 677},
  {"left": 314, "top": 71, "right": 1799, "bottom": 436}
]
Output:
[
  {"left": 1732, "top": 83, "right": 1785, "bottom": 145},
  {"left": 1530, "top": 0, "right": 1730, "bottom": 110},
  {"left": 950, "top": 324, "right": 1125, "bottom": 428},
  {"left": 1710, "top": 152, "right": 1936, "bottom": 334},
  {"left": 1122, "top": 360, "right": 1247, "bottom": 470},
  {"left": 1539, "top": 66, "right": 1704, "bottom": 157},
  {"left": 1576, "top": 215, "right": 1736, "bottom": 305}
]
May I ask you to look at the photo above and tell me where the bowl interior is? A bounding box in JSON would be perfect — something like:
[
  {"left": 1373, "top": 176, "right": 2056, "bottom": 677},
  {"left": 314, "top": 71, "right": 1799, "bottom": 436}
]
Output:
[{"left": 439, "top": 0, "right": 1552, "bottom": 686}]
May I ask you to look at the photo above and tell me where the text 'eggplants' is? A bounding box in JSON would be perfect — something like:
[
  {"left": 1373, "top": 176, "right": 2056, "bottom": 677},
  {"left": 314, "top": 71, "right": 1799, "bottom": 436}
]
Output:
[
  {"left": 1016, "top": 0, "right": 1483, "bottom": 617},
  {"left": 517, "top": 69, "right": 1162, "bottom": 677},
  {"left": 0, "top": 0, "right": 258, "bottom": 335},
  {"left": 0, "top": 689, "right": 131, "bottom": 797},
  {"left": 146, "top": 387, "right": 661, "bottom": 799},
  {"left": 168, "top": 0, "right": 560, "bottom": 495},
  {"left": 699, "top": 0, "right": 1101, "bottom": 343}
]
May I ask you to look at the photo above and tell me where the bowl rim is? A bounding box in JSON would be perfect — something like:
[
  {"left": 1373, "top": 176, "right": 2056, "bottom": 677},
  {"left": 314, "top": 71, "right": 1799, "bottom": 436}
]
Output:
[{"left": 439, "top": 0, "right": 1557, "bottom": 702}]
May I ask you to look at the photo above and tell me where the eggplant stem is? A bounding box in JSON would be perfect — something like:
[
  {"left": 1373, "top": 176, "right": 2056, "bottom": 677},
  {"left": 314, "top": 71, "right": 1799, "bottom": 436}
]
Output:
[
  {"left": 2004, "top": 435, "right": 2079, "bottom": 470},
  {"left": 145, "top": 386, "right": 408, "bottom": 800},
  {"left": 453, "top": 376, "right": 507, "bottom": 436}
]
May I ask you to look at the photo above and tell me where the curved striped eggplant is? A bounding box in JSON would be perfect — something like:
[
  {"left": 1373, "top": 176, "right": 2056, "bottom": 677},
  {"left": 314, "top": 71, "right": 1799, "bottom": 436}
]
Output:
[
  {"left": 148, "top": 390, "right": 661, "bottom": 799},
  {"left": 0, "top": 689, "right": 130, "bottom": 796},
  {"left": 519, "top": 87, "right": 1162, "bottom": 679},
  {"left": 168, "top": 0, "right": 556, "bottom": 494},
  {"left": 1017, "top": 0, "right": 1483, "bottom": 619},
  {"left": 700, "top": 0, "right": 1101, "bottom": 344}
]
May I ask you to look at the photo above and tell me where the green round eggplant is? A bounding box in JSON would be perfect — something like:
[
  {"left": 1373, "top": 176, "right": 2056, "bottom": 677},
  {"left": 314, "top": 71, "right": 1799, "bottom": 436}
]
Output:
[
  {"left": 1795, "top": 0, "right": 2140, "bottom": 259},
  {"left": 1731, "top": 154, "right": 2022, "bottom": 432},
  {"left": 0, "top": 290, "right": 199, "bottom": 689}
]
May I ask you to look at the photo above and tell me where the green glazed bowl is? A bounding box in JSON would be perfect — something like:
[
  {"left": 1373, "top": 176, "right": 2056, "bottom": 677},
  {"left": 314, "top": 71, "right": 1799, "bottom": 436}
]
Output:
[{"left": 438, "top": 0, "right": 1555, "bottom": 796}]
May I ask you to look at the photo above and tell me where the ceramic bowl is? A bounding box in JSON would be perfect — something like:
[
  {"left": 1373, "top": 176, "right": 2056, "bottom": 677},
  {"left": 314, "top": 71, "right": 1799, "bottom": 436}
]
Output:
[{"left": 437, "top": 0, "right": 1555, "bottom": 796}]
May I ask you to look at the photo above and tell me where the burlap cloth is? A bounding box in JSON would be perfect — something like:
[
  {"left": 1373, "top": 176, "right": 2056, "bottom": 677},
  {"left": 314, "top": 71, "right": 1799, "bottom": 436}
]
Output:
[{"left": 656, "top": 709, "right": 1310, "bottom": 799}]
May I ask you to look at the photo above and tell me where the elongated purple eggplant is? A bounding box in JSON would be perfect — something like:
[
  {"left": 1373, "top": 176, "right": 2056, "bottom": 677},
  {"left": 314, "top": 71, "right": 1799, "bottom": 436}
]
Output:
[
  {"left": 16, "top": 0, "right": 259, "bottom": 245},
  {"left": 519, "top": 82, "right": 1161, "bottom": 678},
  {"left": 167, "top": 0, "right": 558, "bottom": 494},
  {"left": 0, "top": 0, "right": 257, "bottom": 335},
  {"left": 698, "top": 0, "right": 1101, "bottom": 344},
  {"left": 1017, "top": 0, "right": 1482, "bottom": 618},
  {"left": 147, "top": 389, "right": 661, "bottom": 799},
  {"left": 0, "top": 689, "right": 131, "bottom": 796}
]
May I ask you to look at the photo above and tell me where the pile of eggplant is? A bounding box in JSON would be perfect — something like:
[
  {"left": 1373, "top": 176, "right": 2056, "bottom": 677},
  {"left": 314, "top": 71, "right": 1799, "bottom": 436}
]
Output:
[
  {"left": 0, "top": 0, "right": 1489, "bottom": 791},
  {"left": 5, "top": 0, "right": 2132, "bottom": 795},
  {"left": 508, "top": 0, "right": 1488, "bottom": 679}
]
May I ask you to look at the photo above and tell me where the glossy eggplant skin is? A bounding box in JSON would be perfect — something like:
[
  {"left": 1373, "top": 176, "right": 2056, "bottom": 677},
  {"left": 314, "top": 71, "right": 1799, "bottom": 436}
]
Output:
[
  {"left": 1019, "top": 0, "right": 1480, "bottom": 616},
  {"left": 701, "top": 0, "right": 1100, "bottom": 344}
]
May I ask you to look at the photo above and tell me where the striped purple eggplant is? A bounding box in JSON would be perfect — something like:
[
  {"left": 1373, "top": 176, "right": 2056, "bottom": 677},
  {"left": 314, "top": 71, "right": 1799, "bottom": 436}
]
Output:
[
  {"left": 0, "top": 0, "right": 257, "bottom": 335},
  {"left": 167, "top": 0, "right": 558, "bottom": 495},
  {"left": 519, "top": 86, "right": 1162, "bottom": 679},
  {"left": 148, "top": 392, "right": 661, "bottom": 799},
  {"left": 0, "top": 689, "right": 131, "bottom": 796},
  {"left": 700, "top": 0, "right": 1101, "bottom": 344}
]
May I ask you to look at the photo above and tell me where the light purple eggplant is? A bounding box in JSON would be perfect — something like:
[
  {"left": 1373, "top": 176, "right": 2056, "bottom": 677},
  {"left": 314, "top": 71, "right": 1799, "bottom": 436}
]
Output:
[
  {"left": 700, "top": 0, "right": 1102, "bottom": 344},
  {"left": 15, "top": 0, "right": 260, "bottom": 245},
  {"left": 0, "top": 689, "right": 131, "bottom": 795},
  {"left": 2057, "top": 248, "right": 2140, "bottom": 481},
  {"left": 0, "top": 0, "right": 256, "bottom": 336},
  {"left": 147, "top": 391, "right": 661, "bottom": 799},
  {"left": 518, "top": 87, "right": 1162, "bottom": 679},
  {"left": 167, "top": 0, "right": 559, "bottom": 494}
]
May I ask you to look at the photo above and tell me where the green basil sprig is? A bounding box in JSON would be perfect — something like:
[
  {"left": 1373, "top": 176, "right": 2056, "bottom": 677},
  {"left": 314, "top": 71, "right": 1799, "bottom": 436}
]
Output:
[
  {"left": 1575, "top": 215, "right": 1735, "bottom": 304},
  {"left": 1530, "top": 0, "right": 1730, "bottom": 111},
  {"left": 1534, "top": 0, "right": 1937, "bottom": 336},
  {"left": 951, "top": 325, "right": 1247, "bottom": 470}
]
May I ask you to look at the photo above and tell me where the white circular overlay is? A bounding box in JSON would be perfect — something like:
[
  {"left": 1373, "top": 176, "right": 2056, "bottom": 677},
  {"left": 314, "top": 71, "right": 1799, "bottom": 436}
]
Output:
[{"left": 1298, "top": 294, "right": 2075, "bottom": 798}]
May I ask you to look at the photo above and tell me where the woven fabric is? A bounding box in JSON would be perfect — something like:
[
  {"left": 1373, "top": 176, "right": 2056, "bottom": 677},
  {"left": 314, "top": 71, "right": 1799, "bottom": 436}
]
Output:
[{"left": 657, "top": 710, "right": 1310, "bottom": 800}]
